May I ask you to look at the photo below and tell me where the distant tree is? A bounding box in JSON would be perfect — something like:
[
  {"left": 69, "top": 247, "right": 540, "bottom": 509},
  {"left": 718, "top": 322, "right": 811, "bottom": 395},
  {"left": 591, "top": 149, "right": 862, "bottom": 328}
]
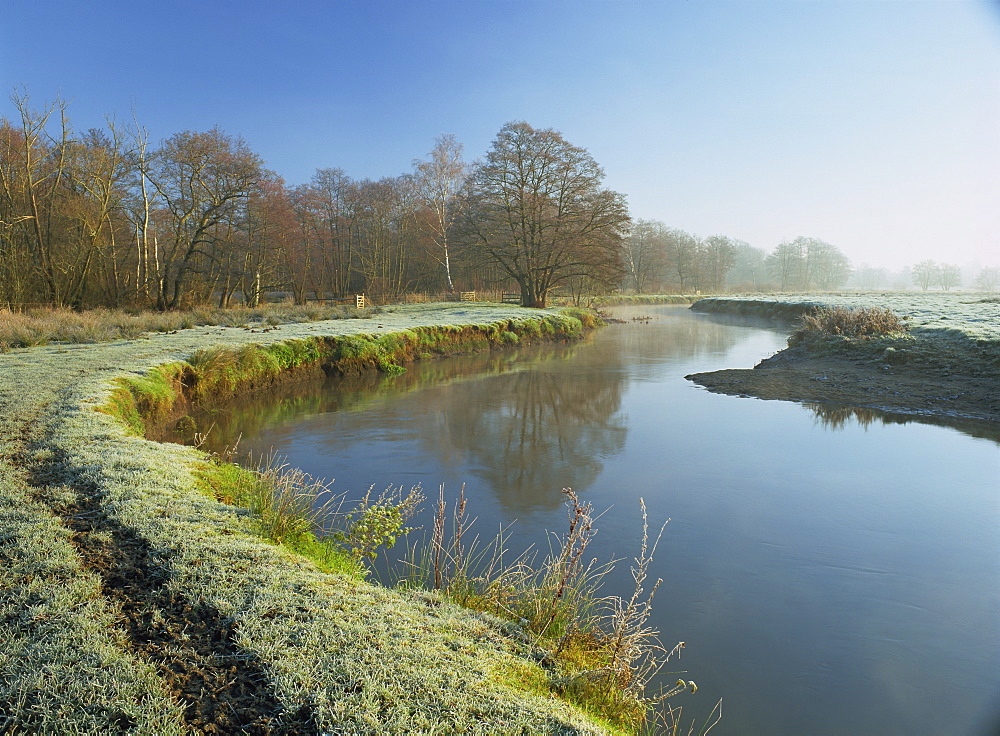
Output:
[
  {"left": 911, "top": 260, "right": 939, "bottom": 290},
  {"left": 975, "top": 266, "right": 1000, "bottom": 292},
  {"left": 412, "top": 134, "right": 468, "bottom": 293},
  {"left": 458, "top": 121, "right": 629, "bottom": 307},
  {"left": 237, "top": 172, "right": 297, "bottom": 307},
  {"left": 294, "top": 167, "right": 358, "bottom": 298},
  {"left": 725, "top": 241, "right": 768, "bottom": 290},
  {"left": 700, "top": 235, "right": 737, "bottom": 291},
  {"left": 766, "top": 237, "right": 850, "bottom": 291},
  {"left": 350, "top": 175, "right": 418, "bottom": 301},
  {"left": 767, "top": 240, "right": 805, "bottom": 290},
  {"left": 1, "top": 93, "right": 75, "bottom": 306},
  {"left": 851, "top": 264, "right": 889, "bottom": 291},
  {"left": 662, "top": 228, "right": 701, "bottom": 290},
  {"left": 803, "top": 238, "right": 851, "bottom": 289},
  {"left": 622, "top": 219, "right": 667, "bottom": 292},
  {"left": 937, "top": 263, "right": 962, "bottom": 291}
]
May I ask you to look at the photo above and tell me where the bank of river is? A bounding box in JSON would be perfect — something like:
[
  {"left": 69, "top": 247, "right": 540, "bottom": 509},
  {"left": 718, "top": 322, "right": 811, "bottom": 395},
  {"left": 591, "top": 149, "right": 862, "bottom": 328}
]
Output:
[
  {"left": 0, "top": 304, "right": 615, "bottom": 734},
  {"left": 687, "top": 294, "right": 1000, "bottom": 423}
]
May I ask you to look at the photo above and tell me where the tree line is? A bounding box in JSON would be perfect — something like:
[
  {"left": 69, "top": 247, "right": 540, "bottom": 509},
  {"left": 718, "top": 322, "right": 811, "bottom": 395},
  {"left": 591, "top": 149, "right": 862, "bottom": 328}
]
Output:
[
  {"left": 3, "top": 92, "right": 868, "bottom": 312},
  {"left": 0, "top": 95, "right": 635, "bottom": 310},
  {"left": 622, "top": 223, "right": 852, "bottom": 293}
]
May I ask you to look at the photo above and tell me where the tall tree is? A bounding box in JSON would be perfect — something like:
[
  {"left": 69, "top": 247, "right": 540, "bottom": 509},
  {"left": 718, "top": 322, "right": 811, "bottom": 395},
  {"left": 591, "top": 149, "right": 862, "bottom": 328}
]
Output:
[
  {"left": 975, "top": 266, "right": 999, "bottom": 292},
  {"left": 766, "top": 240, "right": 805, "bottom": 290},
  {"left": 1, "top": 93, "right": 74, "bottom": 305},
  {"left": 767, "top": 237, "right": 850, "bottom": 291},
  {"left": 412, "top": 134, "right": 467, "bottom": 293},
  {"left": 459, "top": 122, "right": 629, "bottom": 307},
  {"left": 662, "top": 228, "right": 701, "bottom": 290},
  {"left": 146, "top": 127, "right": 264, "bottom": 309},
  {"left": 801, "top": 238, "right": 851, "bottom": 290},
  {"left": 725, "top": 241, "right": 767, "bottom": 290},
  {"left": 937, "top": 263, "right": 962, "bottom": 291},
  {"left": 700, "top": 235, "right": 737, "bottom": 291}
]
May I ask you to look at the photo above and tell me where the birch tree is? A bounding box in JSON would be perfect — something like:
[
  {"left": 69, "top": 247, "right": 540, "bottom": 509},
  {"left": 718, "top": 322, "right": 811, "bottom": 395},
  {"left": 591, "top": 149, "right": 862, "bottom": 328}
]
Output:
[{"left": 413, "top": 134, "right": 467, "bottom": 293}]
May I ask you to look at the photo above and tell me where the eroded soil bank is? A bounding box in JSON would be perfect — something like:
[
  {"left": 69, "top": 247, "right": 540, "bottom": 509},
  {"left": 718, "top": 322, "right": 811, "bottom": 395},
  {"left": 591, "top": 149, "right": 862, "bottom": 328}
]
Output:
[{"left": 687, "top": 345, "right": 1000, "bottom": 424}]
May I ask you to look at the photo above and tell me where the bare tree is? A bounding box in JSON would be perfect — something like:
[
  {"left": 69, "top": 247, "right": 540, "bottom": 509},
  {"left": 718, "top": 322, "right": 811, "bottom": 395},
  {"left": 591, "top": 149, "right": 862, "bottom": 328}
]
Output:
[
  {"left": 725, "top": 241, "right": 768, "bottom": 290},
  {"left": 975, "top": 266, "right": 999, "bottom": 292},
  {"left": 459, "top": 121, "right": 629, "bottom": 307},
  {"left": 2, "top": 92, "right": 73, "bottom": 305},
  {"left": 622, "top": 219, "right": 667, "bottom": 293},
  {"left": 662, "top": 228, "right": 701, "bottom": 290},
  {"left": 145, "top": 127, "right": 264, "bottom": 309},
  {"left": 911, "top": 259, "right": 939, "bottom": 291},
  {"left": 700, "top": 235, "right": 737, "bottom": 292},
  {"left": 937, "top": 263, "right": 962, "bottom": 291}
]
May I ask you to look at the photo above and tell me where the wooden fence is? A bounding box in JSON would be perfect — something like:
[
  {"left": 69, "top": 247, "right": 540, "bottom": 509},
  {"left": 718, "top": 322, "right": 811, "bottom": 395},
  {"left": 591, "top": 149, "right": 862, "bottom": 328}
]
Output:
[{"left": 304, "top": 294, "right": 367, "bottom": 308}]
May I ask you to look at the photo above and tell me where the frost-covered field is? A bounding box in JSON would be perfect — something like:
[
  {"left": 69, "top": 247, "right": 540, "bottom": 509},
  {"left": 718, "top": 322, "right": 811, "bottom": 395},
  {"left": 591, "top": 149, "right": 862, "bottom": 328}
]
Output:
[
  {"left": 701, "top": 292, "right": 1000, "bottom": 343},
  {"left": 0, "top": 303, "right": 607, "bottom": 734}
]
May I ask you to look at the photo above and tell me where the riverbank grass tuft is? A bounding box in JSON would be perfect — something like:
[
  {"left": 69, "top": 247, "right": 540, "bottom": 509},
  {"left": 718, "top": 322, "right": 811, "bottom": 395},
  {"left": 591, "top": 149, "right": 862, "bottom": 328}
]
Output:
[
  {"left": 796, "top": 305, "right": 909, "bottom": 338},
  {"left": 392, "top": 486, "right": 693, "bottom": 732}
]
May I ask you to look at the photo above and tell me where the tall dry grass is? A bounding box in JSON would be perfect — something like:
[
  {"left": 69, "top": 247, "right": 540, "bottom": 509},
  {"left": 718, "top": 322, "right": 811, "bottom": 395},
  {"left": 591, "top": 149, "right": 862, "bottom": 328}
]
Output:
[
  {"left": 0, "top": 303, "right": 374, "bottom": 350},
  {"left": 797, "top": 305, "right": 909, "bottom": 338},
  {"left": 197, "top": 445, "right": 422, "bottom": 577}
]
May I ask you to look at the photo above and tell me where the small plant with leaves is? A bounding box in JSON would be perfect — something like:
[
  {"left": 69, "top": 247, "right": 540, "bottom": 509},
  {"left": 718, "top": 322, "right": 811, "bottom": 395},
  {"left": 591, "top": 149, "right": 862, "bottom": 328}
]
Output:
[{"left": 333, "top": 484, "right": 424, "bottom": 561}]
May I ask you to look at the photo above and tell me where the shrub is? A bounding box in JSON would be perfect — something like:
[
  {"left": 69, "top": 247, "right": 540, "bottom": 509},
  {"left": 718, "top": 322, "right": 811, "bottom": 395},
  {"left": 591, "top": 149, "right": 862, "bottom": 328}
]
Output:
[{"left": 794, "top": 306, "right": 908, "bottom": 339}]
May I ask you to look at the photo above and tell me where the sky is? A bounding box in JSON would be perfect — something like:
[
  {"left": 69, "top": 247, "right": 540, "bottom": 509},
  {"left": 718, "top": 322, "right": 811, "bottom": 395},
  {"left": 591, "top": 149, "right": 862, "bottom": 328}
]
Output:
[{"left": 1, "top": 0, "right": 998, "bottom": 272}]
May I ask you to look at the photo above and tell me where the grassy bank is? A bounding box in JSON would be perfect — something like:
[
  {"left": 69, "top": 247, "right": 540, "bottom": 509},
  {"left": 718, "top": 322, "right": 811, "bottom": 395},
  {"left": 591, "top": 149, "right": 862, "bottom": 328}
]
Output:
[
  {"left": 691, "top": 293, "right": 1000, "bottom": 377},
  {"left": 0, "top": 303, "right": 675, "bottom": 734}
]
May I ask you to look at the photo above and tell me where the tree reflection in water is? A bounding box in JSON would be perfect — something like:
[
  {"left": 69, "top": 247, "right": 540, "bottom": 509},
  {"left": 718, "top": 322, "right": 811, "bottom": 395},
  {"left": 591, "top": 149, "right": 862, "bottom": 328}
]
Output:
[
  {"left": 805, "top": 402, "right": 1000, "bottom": 443},
  {"left": 414, "top": 366, "right": 627, "bottom": 511}
]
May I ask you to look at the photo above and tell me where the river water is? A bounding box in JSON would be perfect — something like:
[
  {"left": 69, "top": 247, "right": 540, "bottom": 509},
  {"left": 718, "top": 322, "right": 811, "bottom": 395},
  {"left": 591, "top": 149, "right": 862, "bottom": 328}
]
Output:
[{"left": 197, "top": 305, "right": 1000, "bottom": 735}]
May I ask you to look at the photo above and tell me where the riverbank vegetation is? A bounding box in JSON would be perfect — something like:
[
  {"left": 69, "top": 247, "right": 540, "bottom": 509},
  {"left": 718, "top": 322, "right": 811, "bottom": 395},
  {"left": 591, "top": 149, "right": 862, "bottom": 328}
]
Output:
[{"left": 0, "top": 304, "right": 712, "bottom": 733}]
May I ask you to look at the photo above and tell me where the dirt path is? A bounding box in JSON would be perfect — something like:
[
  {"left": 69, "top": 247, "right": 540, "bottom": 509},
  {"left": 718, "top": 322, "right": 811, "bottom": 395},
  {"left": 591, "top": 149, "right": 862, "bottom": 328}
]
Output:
[{"left": 687, "top": 345, "right": 1000, "bottom": 426}]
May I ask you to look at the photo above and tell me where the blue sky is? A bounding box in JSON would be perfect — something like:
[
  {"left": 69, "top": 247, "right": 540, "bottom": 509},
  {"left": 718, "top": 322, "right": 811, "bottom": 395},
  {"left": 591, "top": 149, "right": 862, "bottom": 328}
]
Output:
[{"left": 2, "top": 0, "right": 998, "bottom": 270}]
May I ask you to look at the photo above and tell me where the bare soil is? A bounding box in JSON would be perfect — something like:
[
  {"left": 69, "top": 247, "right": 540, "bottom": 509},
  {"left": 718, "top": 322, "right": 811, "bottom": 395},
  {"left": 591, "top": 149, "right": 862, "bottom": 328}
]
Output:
[{"left": 687, "top": 345, "right": 1000, "bottom": 425}]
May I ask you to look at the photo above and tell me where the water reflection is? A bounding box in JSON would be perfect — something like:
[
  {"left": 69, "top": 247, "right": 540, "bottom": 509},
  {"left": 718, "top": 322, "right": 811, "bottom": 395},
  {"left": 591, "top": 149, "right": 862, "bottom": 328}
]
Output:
[
  {"left": 186, "top": 342, "right": 589, "bottom": 452},
  {"left": 413, "top": 366, "right": 627, "bottom": 511},
  {"left": 806, "top": 402, "right": 1000, "bottom": 443}
]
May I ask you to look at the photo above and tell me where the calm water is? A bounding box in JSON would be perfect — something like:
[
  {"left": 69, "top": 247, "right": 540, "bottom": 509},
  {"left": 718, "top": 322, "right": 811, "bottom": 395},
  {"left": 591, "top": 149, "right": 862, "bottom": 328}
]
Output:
[{"left": 199, "top": 306, "right": 1000, "bottom": 735}]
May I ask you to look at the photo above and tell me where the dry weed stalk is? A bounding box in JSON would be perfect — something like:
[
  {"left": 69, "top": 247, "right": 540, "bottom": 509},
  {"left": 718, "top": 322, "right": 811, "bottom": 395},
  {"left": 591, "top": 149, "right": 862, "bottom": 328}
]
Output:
[
  {"left": 537, "top": 488, "right": 596, "bottom": 645},
  {"left": 599, "top": 498, "right": 669, "bottom": 696}
]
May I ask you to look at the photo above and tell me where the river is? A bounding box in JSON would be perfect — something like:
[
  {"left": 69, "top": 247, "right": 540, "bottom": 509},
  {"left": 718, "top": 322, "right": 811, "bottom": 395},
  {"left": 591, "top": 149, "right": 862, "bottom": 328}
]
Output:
[{"left": 195, "top": 305, "right": 1000, "bottom": 735}]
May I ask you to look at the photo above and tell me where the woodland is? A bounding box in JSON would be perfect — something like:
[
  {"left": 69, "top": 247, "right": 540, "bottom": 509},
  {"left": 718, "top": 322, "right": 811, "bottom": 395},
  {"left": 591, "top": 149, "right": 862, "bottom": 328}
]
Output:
[{"left": 0, "top": 94, "right": 857, "bottom": 311}]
